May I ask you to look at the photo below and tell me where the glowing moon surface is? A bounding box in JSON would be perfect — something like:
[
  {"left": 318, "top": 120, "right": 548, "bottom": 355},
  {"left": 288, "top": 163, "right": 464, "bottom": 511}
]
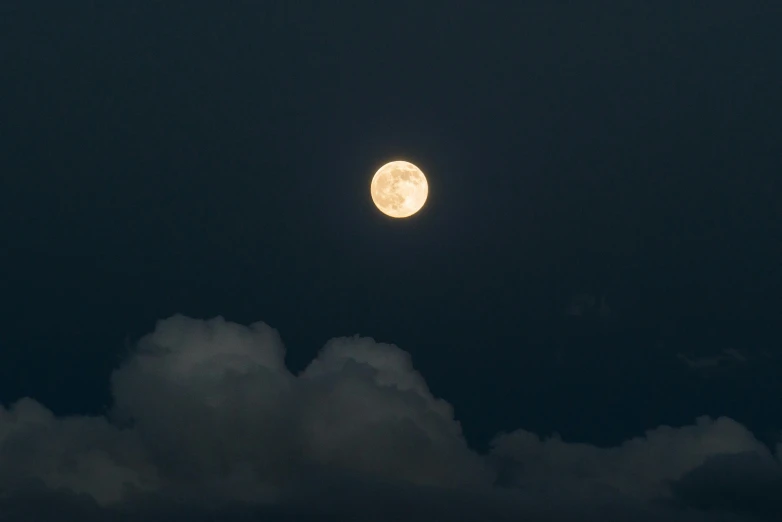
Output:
[{"left": 370, "top": 161, "right": 429, "bottom": 218}]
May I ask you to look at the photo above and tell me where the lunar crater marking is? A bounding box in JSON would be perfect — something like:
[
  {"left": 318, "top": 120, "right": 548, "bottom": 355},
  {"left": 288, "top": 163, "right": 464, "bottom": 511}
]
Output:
[{"left": 370, "top": 161, "right": 428, "bottom": 218}]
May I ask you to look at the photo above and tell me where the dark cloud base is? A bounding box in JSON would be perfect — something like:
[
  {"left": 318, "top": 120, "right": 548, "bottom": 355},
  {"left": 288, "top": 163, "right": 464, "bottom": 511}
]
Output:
[{"left": 1, "top": 315, "right": 780, "bottom": 521}]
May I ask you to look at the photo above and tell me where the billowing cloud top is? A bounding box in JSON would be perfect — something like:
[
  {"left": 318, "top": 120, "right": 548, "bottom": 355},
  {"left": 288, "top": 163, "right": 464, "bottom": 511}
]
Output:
[{"left": 1, "top": 315, "right": 780, "bottom": 521}]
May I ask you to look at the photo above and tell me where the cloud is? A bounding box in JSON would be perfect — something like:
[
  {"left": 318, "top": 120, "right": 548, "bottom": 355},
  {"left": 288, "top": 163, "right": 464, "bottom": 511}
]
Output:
[
  {"left": 671, "top": 451, "right": 782, "bottom": 520},
  {"left": 0, "top": 398, "right": 158, "bottom": 504},
  {"left": 565, "top": 293, "right": 617, "bottom": 321},
  {"left": 0, "top": 314, "right": 780, "bottom": 521},
  {"left": 108, "top": 315, "right": 490, "bottom": 502},
  {"left": 677, "top": 348, "right": 748, "bottom": 369},
  {"left": 490, "top": 416, "right": 774, "bottom": 502}
]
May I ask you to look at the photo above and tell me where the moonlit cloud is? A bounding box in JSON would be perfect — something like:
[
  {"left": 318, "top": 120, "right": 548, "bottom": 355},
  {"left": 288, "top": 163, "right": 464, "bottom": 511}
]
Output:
[
  {"left": 677, "top": 348, "right": 748, "bottom": 369},
  {"left": 565, "top": 294, "right": 616, "bottom": 321},
  {"left": 1, "top": 315, "right": 780, "bottom": 521},
  {"left": 490, "top": 416, "right": 774, "bottom": 501}
]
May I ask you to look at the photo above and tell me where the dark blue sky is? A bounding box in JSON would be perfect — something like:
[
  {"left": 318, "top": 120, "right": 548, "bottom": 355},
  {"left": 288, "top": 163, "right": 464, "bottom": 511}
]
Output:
[{"left": 1, "top": 3, "right": 781, "bottom": 520}]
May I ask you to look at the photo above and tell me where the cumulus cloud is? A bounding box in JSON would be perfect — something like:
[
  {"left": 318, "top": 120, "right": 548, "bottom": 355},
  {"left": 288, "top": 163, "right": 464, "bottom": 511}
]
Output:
[
  {"left": 0, "top": 398, "right": 158, "bottom": 504},
  {"left": 0, "top": 314, "right": 780, "bottom": 521},
  {"left": 490, "top": 416, "right": 774, "bottom": 502},
  {"left": 671, "top": 451, "right": 782, "bottom": 519}
]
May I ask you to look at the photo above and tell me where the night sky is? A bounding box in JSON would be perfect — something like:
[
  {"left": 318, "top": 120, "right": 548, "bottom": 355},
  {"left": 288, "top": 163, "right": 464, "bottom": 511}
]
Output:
[{"left": 1, "top": 2, "right": 781, "bottom": 521}]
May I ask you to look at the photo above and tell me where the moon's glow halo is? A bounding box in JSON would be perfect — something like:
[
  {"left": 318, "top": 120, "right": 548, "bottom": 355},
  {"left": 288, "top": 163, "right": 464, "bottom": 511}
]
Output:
[{"left": 370, "top": 161, "right": 429, "bottom": 218}]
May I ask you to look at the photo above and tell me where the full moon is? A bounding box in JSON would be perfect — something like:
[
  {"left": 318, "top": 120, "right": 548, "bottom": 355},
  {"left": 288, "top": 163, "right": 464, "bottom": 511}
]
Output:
[{"left": 370, "top": 161, "right": 429, "bottom": 218}]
